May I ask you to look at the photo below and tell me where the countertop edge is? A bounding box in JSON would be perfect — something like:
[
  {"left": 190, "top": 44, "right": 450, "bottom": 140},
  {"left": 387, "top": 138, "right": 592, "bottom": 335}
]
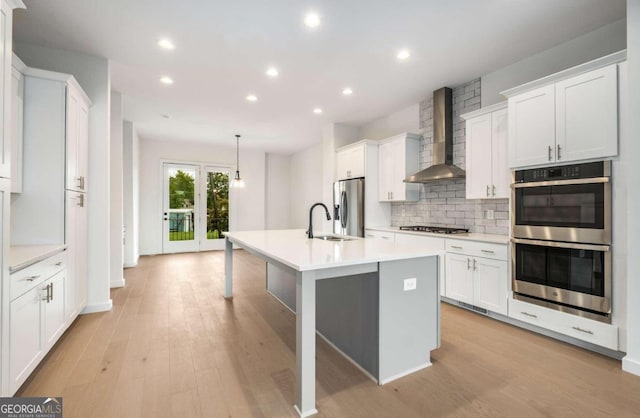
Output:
[{"left": 9, "top": 244, "right": 68, "bottom": 273}]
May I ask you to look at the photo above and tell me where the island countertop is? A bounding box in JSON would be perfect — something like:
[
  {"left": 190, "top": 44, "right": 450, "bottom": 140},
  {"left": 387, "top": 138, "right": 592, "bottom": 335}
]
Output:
[{"left": 224, "top": 229, "right": 444, "bottom": 272}]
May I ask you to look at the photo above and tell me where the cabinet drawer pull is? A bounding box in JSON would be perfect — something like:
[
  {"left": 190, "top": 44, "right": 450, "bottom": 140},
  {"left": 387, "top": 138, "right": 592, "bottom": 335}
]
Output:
[
  {"left": 481, "top": 249, "right": 495, "bottom": 254},
  {"left": 451, "top": 245, "right": 463, "bottom": 250},
  {"left": 25, "top": 275, "right": 41, "bottom": 282},
  {"left": 55, "top": 262, "right": 63, "bottom": 267},
  {"left": 521, "top": 311, "right": 538, "bottom": 319},
  {"left": 381, "top": 236, "right": 390, "bottom": 240},
  {"left": 572, "top": 326, "right": 593, "bottom": 335}
]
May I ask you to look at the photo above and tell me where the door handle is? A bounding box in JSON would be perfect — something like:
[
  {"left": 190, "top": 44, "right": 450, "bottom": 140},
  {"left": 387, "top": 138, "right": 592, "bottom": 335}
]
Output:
[
  {"left": 473, "top": 259, "right": 477, "bottom": 270},
  {"left": 467, "top": 258, "right": 471, "bottom": 270},
  {"left": 340, "top": 191, "right": 348, "bottom": 229},
  {"left": 486, "top": 185, "right": 490, "bottom": 197},
  {"left": 548, "top": 145, "right": 553, "bottom": 161},
  {"left": 492, "top": 185, "right": 496, "bottom": 196},
  {"left": 557, "top": 144, "right": 562, "bottom": 160}
]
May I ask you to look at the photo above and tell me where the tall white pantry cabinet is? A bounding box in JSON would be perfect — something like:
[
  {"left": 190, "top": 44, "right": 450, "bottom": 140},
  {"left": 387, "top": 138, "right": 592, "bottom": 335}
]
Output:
[
  {"left": 0, "top": 0, "right": 26, "bottom": 397},
  {"left": 5, "top": 65, "right": 91, "bottom": 394}
]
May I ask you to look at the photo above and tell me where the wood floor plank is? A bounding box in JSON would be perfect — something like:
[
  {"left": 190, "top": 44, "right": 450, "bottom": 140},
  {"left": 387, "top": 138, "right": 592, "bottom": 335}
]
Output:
[{"left": 15, "top": 250, "right": 640, "bottom": 418}]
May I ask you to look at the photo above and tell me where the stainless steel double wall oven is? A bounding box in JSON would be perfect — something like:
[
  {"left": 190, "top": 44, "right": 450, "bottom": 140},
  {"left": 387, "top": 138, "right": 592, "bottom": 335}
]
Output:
[{"left": 511, "top": 161, "right": 612, "bottom": 322}]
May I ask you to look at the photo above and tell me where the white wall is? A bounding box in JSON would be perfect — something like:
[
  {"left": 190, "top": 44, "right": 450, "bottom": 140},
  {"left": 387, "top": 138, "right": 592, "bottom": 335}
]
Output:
[
  {"left": 333, "top": 123, "right": 361, "bottom": 149},
  {"left": 482, "top": 19, "right": 627, "bottom": 106},
  {"left": 623, "top": 0, "right": 640, "bottom": 377},
  {"left": 123, "top": 120, "right": 139, "bottom": 267},
  {"left": 138, "top": 138, "right": 266, "bottom": 255},
  {"left": 265, "top": 153, "right": 290, "bottom": 229},
  {"left": 109, "top": 91, "right": 124, "bottom": 287},
  {"left": 289, "top": 143, "right": 326, "bottom": 231},
  {"left": 357, "top": 103, "right": 420, "bottom": 140},
  {"left": 15, "top": 43, "right": 112, "bottom": 313}
]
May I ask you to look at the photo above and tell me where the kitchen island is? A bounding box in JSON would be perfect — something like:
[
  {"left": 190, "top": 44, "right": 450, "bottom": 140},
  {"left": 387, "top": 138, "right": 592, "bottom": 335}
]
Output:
[{"left": 224, "top": 229, "right": 443, "bottom": 417}]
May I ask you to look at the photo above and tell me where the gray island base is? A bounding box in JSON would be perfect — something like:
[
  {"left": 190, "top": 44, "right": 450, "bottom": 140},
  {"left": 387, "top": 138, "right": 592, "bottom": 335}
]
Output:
[{"left": 224, "top": 230, "right": 442, "bottom": 417}]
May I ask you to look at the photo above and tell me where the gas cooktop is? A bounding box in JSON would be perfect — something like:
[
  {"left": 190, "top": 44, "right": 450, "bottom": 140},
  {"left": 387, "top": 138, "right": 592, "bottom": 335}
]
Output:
[{"left": 398, "top": 225, "right": 469, "bottom": 234}]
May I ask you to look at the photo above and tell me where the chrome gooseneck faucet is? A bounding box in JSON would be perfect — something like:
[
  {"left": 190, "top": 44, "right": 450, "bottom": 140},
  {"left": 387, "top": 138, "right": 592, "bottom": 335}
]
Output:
[{"left": 307, "top": 203, "right": 332, "bottom": 239}]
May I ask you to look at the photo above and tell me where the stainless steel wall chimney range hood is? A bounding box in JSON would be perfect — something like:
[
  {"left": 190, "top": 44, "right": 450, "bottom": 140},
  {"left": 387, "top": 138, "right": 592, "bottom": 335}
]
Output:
[{"left": 404, "top": 87, "right": 465, "bottom": 183}]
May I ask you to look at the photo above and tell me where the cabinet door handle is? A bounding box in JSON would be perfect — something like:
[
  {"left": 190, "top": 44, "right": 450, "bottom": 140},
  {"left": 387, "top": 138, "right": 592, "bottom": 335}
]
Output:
[
  {"left": 548, "top": 145, "right": 553, "bottom": 161},
  {"left": 467, "top": 258, "right": 471, "bottom": 270},
  {"left": 473, "top": 259, "right": 477, "bottom": 270},
  {"left": 481, "top": 249, "right": 495, "bottom": 254},
  {"left": 25, "top": 275, "right": 41, "bottom": 282},
  {"left": 77, "top": 194, "right": 85, "bottom": 207},
  {"left": 486, "top": 185, "right": 490, "bottom": 197},
  {"left": 42, "top": 283, "right": 51, "bottom": 303},
  {"left": 521, "top": 311, "right": 538, "bottom": 319},
  {"left": 492, "top": 185, "right": 496, "bottom": 196},
  {"left": 572, "top": 326, "right": 593, "bottom": 335},
  {"left": 557, "top": 144, "right": 562, "bottom": 160},
  {"left": 390, "top": 191, "right": 393, "bottom": 200},
  {"left": 49, "top": 282, "right": 53, "bottom": 302}
]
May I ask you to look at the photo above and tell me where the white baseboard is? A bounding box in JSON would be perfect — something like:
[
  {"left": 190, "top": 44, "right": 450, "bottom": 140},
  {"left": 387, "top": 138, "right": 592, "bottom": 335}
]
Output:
[
  {"left": 81, "top": 300, "right": 113, "bottom": 314},
  {"left": 110, "top": 278, "right": 126, "bottom": 288},
  {"left": 622, "top": 355, "right": 640, "bottom": 376},
  {"left": 378, "top": 362, "right": 432, "bottom": 385},
  {"left": 124, "top": 261, "right": 138, "bottom": 268},
  {"left": 293, "top": 405, "right": 318, "bottom": 418}
]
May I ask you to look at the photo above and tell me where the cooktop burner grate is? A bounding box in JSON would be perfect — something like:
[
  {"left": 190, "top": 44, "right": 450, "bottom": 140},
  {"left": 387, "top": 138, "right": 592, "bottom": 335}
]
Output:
[{"left": 398, "top": 225, "right": 469, "bottom": 234}]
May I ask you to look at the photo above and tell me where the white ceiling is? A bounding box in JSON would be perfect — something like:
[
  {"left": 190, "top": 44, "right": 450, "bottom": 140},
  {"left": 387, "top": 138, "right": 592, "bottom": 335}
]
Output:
[{"left": 14, "top": 0, "right": 625, "bottom": 154}]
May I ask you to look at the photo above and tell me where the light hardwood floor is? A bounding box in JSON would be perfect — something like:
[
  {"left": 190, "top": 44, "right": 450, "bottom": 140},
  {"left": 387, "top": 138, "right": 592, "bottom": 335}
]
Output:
[{"left": 16, "top": 250, "right": 640, "bottom": 417}]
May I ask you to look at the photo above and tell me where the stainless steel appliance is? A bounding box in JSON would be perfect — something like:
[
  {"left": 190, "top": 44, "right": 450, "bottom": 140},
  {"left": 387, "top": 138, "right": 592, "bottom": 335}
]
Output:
[
  {"left": 511, "top": 161, "right": 612, "bottom": 322},
  {"left": 399, "top": 225, "right": 469, "bottom": 234},
  {"left": 512, "top": 160, "right": 611, "bottom": 244},
  {"left": 333, "top": 178, "right": 365, "bottom": 237}
]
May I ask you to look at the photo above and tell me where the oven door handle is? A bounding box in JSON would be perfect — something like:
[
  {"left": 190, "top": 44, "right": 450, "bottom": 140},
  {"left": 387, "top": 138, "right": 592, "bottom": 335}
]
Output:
[
  {"left": 511, "top": 238, "right": 610, "bottom": 252},
  {"left": 512, "top": 177, "right": 610, "bottom": 188}
]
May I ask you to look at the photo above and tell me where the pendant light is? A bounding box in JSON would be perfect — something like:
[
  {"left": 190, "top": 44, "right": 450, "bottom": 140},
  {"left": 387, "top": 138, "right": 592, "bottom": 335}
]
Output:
[{"left": 231, "top": 134, "right": 245, "bottom": 188}]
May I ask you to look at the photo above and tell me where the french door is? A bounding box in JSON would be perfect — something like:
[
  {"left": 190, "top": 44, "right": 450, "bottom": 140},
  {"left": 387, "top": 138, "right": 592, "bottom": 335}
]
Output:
[{"left": 162, "top": 163, "right": 231, "bottom": 253}]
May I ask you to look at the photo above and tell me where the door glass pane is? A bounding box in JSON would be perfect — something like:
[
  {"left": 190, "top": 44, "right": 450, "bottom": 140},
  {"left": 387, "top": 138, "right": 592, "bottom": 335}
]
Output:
[
  {"left": 168, "top": 167, "right": 196, "bottom": 241},
  {"left": 206, "top": 171, "right": 229, "bottom": 240}
]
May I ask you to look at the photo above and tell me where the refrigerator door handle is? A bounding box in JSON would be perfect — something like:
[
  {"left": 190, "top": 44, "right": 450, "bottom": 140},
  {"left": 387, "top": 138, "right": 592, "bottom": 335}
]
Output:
[{"left": 340, "top": 191, "right": 348, "bottom": 229}]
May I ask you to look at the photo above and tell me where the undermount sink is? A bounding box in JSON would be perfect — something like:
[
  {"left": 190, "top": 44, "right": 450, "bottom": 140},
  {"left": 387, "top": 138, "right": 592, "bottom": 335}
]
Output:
[{"left": 314, "top": 235, "right": 354, "bottom": 242}]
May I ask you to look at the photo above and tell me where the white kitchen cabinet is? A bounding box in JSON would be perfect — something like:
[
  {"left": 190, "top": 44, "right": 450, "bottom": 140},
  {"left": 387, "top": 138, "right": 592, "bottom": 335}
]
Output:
[
  {"left": 504, "top": 61, "right": 619, "bottom": 168},
  {"left": 364, "top": 229, "right": 395, "bottom": 242},
  {"left": 7, "top": 250, "right": 68, "bottom": 394},
  {"left": 336, "top": 142, "right": 365, "bottom": 180},
  {"left": 66, "top": 83, "right": 89, "bottom": 192},
  {"left": 377, "top": 133, "right": 420, "bottom": 202},
  {"left": 462, "top": 103, "right": 509, "bottom": 199},
  {"left": 66, "top": 190, "right": 87, "bottom": 318},
  {"left": 445, "top": 240, "right": 508, "bottom": 315},
  {"left": 0, "top": 178, "right": 10, "bottom": 395},
  {"left": 509, "top": 297, "right": 618, "bottom": 350},
  {"left": 555, "top": 65, "right": 618, "bottom": 162},
  {"left": 9, "top": 284, "right": 42, "bottom": 394},
  {"left": 10, "top": 54, "right": 25, "bottom": 193}
]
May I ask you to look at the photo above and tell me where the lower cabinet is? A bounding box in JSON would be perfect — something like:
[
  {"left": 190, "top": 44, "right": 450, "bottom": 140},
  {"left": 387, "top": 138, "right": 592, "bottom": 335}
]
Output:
[
  {"left": 445, "top": 240, "right": 508, "bottom": 316},
  {"left": 8, "top": 255, "right": 67, "bottom": 395}
]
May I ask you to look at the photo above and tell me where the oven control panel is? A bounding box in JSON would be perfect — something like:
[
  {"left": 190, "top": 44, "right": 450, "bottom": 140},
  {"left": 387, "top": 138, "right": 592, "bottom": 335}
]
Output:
[{"left": 514, "top": 161, "right": 608, "bottom": 183}]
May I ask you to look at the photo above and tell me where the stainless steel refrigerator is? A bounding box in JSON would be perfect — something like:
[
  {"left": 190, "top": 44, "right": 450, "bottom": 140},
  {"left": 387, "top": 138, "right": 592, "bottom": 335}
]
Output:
[{"left": 333, "top": 178, "right": 365, "bottom": 237}]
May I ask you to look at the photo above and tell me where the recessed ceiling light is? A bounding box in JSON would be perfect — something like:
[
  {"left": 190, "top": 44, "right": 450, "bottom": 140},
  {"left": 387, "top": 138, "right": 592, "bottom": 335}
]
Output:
[
  {"left": 397, "top": 49, "right": 411, "bottom": 61},
  {"left": 342, "top": 88, "right": 353, "bottom": 96},
  {"left": 313, "top": 108, "right": 323, "bottom": 114},
  {"left": 157, "top": 38, "right": 175, "bottom": 50},
  {"left": 266, "top": 67, "right": 279, "bottom": 77},
  {"left": 246, "top": 94, "right": 258, "bottom": 102},
  {"left": 304, "top": 12, "right": 321, "bottom": 28},
  {"left": 160, "top": 76, "right": 174, "bottom": 85}
]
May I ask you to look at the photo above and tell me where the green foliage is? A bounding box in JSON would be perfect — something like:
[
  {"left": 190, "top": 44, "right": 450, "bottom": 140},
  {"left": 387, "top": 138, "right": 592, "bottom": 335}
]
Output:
[
  {"left": 169, "top": 170, "right": 195, "bottom": 209},
  {"left": 207, "top": 172, "right": 229, "bottom": 238}
]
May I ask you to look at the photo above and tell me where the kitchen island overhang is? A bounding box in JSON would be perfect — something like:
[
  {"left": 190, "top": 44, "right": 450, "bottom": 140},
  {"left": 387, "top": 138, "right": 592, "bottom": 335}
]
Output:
[{"left": 224, "top": 229, "right": 443, "bottom": 418}]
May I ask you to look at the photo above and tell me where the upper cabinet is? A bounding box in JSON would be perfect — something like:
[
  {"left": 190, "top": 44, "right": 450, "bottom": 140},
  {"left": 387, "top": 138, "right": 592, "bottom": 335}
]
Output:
[
  {"left": 377, "top": 133, "right": 420, "bottom": 202},
  {"left": 10, "top": 54, "right": 25, "bottom": 193},
  {"left": 66, "top": 83, "right": 90, "bottom": 192},
  {"left": 461, "top": 103, "right": 509, "bottom": 199},
  {"left": 335, "top": 142, "right": 365, "bottom": 180},
  {"left": 503, "top": 54, "right": 622, "bottom": 169}
]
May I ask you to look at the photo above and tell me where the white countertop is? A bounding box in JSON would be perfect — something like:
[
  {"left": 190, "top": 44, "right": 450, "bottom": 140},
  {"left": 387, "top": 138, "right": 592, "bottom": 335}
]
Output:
[
  {"left": 225, "top": 229, "right": 443, "bottom": 272},
  {"left": 366, "top": 226, "right": 509, "bottom": 244},
  {"left": 9, "top": 244, "right": 67, "bottom": 273}
]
